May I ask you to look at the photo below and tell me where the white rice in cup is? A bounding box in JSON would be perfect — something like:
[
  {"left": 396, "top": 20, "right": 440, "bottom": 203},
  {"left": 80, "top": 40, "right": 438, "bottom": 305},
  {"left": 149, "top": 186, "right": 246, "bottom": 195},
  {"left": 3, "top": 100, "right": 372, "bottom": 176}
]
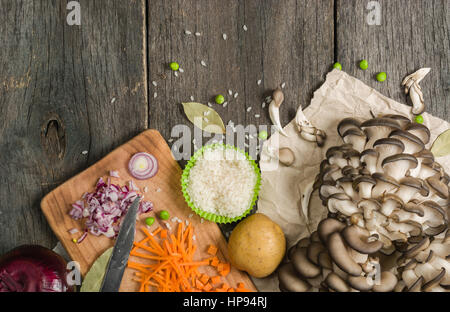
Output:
[{"left": 186, "top": 146, "right": 257, "bottom": 218}]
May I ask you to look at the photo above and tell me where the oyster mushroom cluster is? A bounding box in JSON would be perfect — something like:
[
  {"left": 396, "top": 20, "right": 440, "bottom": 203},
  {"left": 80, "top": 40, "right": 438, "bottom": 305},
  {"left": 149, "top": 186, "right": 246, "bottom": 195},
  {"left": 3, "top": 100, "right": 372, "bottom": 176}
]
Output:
[{"left": 278, "top": 114, "right": 450, "bottom": 292}]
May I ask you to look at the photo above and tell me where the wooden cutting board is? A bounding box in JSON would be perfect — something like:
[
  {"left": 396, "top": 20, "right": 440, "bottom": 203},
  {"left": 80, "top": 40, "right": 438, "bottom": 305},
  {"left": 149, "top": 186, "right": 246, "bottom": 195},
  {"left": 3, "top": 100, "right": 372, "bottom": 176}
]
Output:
[{"left": 41, "top": 129, "right": 256, "bottom": 292}]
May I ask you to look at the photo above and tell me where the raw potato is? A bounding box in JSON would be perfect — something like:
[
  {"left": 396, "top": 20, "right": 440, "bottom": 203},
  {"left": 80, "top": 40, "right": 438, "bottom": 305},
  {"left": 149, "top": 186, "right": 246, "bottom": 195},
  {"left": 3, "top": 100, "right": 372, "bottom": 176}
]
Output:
[{"left": 228, "top": 213, "right": 286, "bottom": 278}]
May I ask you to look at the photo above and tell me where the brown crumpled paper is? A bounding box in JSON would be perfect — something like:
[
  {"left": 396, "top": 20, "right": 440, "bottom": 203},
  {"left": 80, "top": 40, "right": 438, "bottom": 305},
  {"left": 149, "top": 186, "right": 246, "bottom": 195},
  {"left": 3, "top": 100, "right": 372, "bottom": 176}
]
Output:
[{"left": 253, "top": 69, "right": 450, "bottom": 291}]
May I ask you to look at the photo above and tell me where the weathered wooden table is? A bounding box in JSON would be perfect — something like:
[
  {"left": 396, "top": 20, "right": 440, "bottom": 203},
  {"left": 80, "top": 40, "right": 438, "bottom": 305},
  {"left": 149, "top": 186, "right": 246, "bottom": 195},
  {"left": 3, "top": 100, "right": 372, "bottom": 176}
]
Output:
[{"left": 0, "top": 0, "right": 448, "bottom": 254}]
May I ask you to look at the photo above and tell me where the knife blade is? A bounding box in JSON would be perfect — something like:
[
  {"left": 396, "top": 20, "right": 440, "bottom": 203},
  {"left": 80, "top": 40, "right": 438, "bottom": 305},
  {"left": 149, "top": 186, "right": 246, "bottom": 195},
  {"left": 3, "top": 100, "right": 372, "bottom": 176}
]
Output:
[{"left": 100, "top": 196, "right": 141, "bottom": 292}]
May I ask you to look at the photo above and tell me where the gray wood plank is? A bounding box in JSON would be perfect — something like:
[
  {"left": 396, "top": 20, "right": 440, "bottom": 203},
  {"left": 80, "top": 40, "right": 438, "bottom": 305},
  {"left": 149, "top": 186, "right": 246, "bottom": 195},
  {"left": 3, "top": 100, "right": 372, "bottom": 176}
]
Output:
[
  {"left": 148, "top": 0, "right": 334, "bottom": 152},
  {"left": 0, "top": 0, "right": 147, "bottom": 253},
  {"left": 336, "top": 0, "right": 449, "bottom": 121}
]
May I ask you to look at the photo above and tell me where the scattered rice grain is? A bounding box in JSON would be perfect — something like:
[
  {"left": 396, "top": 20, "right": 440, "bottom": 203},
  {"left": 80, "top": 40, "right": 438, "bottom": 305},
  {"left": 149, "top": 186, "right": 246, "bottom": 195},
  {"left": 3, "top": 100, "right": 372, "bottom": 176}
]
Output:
[
  {"left": 68, "top": 228, "right": 79, "bottom": 234},
  {"left": 109, "top": 170, "right": 120, "bottom": 178},
  {"left": 243, "top": 25, "right": 248, "bottom": 31},
  {"left": 185, "top": 30, "right": 192, "bottom": 35},
  {"left": 222, "top": 33, "right": 227, "bottom": 40},
  {"left": 152, "top": 81, "right": 157, "bottom": 87}
]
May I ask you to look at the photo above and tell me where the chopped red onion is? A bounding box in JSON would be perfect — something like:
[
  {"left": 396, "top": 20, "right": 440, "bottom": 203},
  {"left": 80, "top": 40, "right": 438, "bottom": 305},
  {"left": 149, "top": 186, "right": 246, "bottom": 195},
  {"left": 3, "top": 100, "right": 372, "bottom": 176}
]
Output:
[
  {"left": 68, "top": 228, "right": 79, "bottom": 235},
  {"left": 129, "top": 180, "right": 140, "bottom": 192},
  {"left": 69, "top": 177, "right": 153, "bottom": 241},
  {"left": 109, "top": 170, "right": 120, "bottom": 178},
  {"left": 77, "top": 232, "right": 88, "bottom": 244}
]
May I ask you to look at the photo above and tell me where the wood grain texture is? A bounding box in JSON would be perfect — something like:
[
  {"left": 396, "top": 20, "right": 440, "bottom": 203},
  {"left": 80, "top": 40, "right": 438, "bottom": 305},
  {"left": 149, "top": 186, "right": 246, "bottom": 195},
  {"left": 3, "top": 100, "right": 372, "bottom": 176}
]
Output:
[
  {"left": 336, "top": 0, "right": 449, "bottom": 121},
  {"left": 0, "top": 0, "right": 147, "bottom": 254},
  {"left": 41, "top": 130, "right": 256, "bottom": 292},
  {"left": 147, "top": 0, "right": 334, "bottom": 144},
  {"left": 1, "top": 0, "right": 450, "bottom": 270}
]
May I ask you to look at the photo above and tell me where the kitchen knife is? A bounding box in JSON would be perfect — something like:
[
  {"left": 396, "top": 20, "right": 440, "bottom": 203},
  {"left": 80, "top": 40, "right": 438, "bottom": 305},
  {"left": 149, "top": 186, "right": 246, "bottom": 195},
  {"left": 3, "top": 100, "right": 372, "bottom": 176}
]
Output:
[{"left": 100, "top": 196, "right": 141, "bottom": 292}]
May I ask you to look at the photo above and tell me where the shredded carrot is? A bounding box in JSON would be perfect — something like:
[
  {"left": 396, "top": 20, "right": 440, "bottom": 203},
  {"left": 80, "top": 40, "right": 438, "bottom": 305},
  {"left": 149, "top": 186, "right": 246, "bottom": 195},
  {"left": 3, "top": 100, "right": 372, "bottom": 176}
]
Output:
[
  {"left": 219, "top": 263, "right": 230, "bottom": 277},
  {"left": 177, "top": 222, "right": 184, "bottom": 243},
  {"left": 127, "top": 221, "right": 253, "bottom": 292},
  {"left": 203, "top": 283, "right": 213, "bottom": 291},
  {"left": 195, "top": 279, "right": 205, "bottom": 290},
  {"left": 210, "top": 257, "right": 220, "bottom": 267},
  {"left": 179, "top": 260, "right": 210, "bottom": 266},
  {"left": 152, "top": 226, "right": 162, "bottom": 236},
  {"left": 199, "top": 274, "right": 209, "bottom": 285},
  {"left": 207, "top": 244, "right": 218, "bottom": 256}
]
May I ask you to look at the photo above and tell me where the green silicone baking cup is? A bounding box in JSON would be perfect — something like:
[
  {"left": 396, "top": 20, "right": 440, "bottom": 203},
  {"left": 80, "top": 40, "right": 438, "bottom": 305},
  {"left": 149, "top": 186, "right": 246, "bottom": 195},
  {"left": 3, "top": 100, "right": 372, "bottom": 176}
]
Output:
[{"left": 181, "top": 143, "right": 261, "bottom": 224}]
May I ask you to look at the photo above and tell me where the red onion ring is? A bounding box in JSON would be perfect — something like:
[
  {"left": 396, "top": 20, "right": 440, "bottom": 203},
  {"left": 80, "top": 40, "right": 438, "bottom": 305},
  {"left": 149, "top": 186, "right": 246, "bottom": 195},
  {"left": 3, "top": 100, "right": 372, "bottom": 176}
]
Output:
[{"left": 128, "top": 152, "right": 158, "bottom": 180}]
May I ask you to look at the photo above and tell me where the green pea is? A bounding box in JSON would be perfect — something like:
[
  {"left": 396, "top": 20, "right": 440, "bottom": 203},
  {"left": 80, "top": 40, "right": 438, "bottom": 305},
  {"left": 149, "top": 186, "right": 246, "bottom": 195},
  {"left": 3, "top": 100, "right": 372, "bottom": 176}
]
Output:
[
  {"left": 376, "top": 72, "right": 387, "bottom": 82},
  {"left": 169, "top": 62, "right": 180, "bottom": 71},
  {"left": 258, "top": 130, "right": 268, "bottom": 140},
  {"left": 145, "top": 217, "right": 155, "bottom": 226},
  {"left": 333, "top": 62, "right": 342, "bottom": 70},
  {"left": 359, "top": 59, "right": 369, "bottom": 70},
  {"left": 215, "top": 94, "right": 225, "bottom": 105},
  {"left": 415, "top": 115, "right": 424, "bottom": 124},
  {"left": 159, "top": 210, "right": 170, "bottom": 220}
]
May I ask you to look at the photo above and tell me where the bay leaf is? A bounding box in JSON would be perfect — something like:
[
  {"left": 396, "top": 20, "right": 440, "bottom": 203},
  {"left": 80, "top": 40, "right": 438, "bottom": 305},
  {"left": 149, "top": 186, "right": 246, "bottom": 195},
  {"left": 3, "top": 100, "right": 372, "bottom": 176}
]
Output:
[
  {"left": 431, "top": 129, "right": 450, "bottom": 158},
  {"left": 80, "top": 247, "right": 113, "bottom": 292},
  {"left": 182, "top": 102, "right": 226, "bottom": 134}
]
